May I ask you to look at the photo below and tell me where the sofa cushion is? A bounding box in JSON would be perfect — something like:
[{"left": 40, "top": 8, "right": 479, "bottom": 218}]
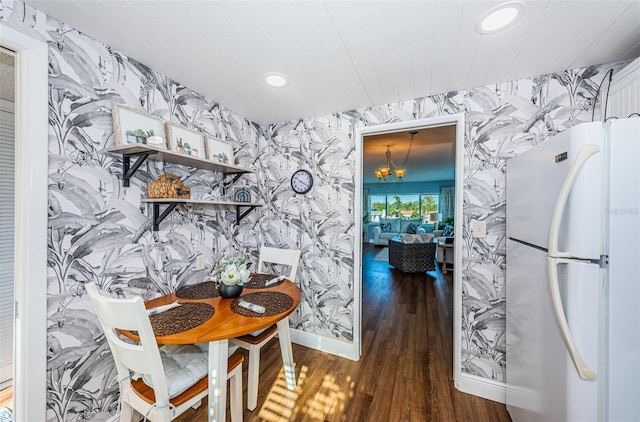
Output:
[
  {"left": 380, "top": 218, "right": 401, "bottom": 233},
  {"left": 380, "top": 222, "right": 393, "bottom": 233},
  {"left": 399, "top": 219, "right": 421, "bottom": 233},
  {"left": 407, "top": 223, "right": 420, "bottom": 234},
  {"left": 420, "top": 224, "right": 435, "bottom": 233},
  {"left": 442, "top": 224, "right": 454, "bottom": 237},
  {"left": 379, "top": 232, "right": 397, "bottom": 239}
]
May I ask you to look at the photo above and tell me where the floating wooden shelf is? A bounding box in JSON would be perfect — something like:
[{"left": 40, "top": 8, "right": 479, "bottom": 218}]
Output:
[
  {"left": 141, "top": 199, "right": 263, "bottom": 230},
  {"left": 109, "top": 144, "right": 261, "bottom": 230},
  {"left": 108, "top": 144, "right": 253, "bottom": 187}
]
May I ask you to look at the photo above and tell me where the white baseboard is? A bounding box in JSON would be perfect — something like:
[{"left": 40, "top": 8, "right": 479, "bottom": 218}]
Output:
[
  {"left": 289, "top": 328, "right": 359, "bottom": 361},
  {"left": 455, "top": 373, "right": 506, "bottom": 404}
]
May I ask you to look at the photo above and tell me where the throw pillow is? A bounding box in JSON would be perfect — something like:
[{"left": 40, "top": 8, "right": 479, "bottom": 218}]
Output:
[
  {"left": 442, "top": 224, "right": 454, "bottom": 237},
  {"left": 416, "top": 226, "right": 426, "bottom": 234},
  {"left": 381, "top": 222, "right": 393, "bottom": 233},
  {"left": 407, "top": 223, "right": 420, "bottom": 234}
]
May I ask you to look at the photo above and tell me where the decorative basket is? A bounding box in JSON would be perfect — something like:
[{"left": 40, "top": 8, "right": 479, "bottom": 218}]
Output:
[{"left": 148, "top": 173, "right": 190, "bottom": 199}]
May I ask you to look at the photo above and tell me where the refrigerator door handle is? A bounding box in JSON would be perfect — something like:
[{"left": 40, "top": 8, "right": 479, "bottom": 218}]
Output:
[
  {"left": 547, "top": 256, "right": 597, "bottom": 380},
  {"left": 548, "top": 143, "right": 600, "bottom": 258}
]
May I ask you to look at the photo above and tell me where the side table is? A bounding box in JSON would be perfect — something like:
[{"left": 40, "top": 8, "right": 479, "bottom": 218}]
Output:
[{"left": 437, "top": 239, "right": 454, "bottom": 274}]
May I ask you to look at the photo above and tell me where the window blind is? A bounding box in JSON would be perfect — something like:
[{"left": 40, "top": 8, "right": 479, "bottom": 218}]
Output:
[{"left": 0, "top": 100, "right": 15, "bottom": 384}]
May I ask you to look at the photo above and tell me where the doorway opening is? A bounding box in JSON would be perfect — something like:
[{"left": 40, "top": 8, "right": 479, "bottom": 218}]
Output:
[{"left": 354, "top": 115, "right": 465, "bottom": 386}]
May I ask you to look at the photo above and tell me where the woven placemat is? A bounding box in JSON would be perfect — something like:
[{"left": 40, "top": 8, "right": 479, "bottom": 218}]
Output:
[
  {"left": 244, "top": 273, "right": 285, "bottom": 289},
  {"left": 149, "top": 302, "right": 214, "bottom": 336},
  {"left": 230, "top": 292, "right": 294, "bottom": 317},
  {"left": 175, "top": 281, "right": 220, "bottom": 299}
]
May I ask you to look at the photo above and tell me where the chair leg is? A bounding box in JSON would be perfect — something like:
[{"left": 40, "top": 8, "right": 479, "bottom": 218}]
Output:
[
  {"left": 247, "top": 346, "right": 261, "bottom": 411},
  {"left": 157, "top": 406, "right": 173, "bottom": 422},
  {"left": 229, "top": 365, "right": 243, "bottom": 422},
  {"left": 119, "top": 401, "right": 135, "bottom": 422}
]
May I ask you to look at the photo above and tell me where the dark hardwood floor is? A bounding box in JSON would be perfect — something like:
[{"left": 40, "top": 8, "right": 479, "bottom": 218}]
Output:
[{"left": 175, "top": 243, "right": 512, "bottom": 421}]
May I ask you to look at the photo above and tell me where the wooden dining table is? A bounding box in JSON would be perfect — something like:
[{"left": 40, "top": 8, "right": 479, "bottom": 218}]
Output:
[{"left": 122, "top": 277, "right": 301, "bottom": 422}]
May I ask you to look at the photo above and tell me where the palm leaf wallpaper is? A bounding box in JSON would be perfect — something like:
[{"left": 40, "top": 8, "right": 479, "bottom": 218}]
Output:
[{"left": 2, "top": 0, "right": 630, "bottom": 420}]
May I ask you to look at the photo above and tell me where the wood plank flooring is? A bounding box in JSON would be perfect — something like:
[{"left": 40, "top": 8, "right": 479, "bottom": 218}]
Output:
[{"left": 174, "top": 243, "right": 512, "bottom": 421}]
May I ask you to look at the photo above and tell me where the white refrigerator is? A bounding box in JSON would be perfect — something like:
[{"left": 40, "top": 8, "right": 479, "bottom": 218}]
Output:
[{"left": 505, "top": 118, "right": 640, "bottom": 421}]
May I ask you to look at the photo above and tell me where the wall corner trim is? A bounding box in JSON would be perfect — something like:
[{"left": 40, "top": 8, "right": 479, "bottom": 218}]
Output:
[
  {"left": 289, "top": 329, "right": 359, "bottom": 361},
  {"left": 455, "top": 373, "right": 506, "bottom": 404}
]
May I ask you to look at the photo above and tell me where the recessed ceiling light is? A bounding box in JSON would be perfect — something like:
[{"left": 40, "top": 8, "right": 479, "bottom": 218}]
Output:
[
  {"left": 265, "top": 73, "right": 288, "bottom": 88},
  {"left": 476, "top": 1, "right": 524, "bottom": 34}
]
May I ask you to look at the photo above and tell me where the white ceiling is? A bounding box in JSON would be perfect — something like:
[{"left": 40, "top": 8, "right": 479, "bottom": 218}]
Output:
[
  {"left": 22, "top": 0, "right": 640, "bottom": 184},
  {"left": 24, "top": 0, "right": 640, "bottom": 127},
  {"left": 363, "top": 125, "right": 456, "bottom": 184}
]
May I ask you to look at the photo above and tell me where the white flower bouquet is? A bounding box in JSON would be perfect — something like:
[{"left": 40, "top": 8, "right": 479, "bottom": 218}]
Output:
[{"left": 211, "top": 254, "right": 252, "bottom": 286}]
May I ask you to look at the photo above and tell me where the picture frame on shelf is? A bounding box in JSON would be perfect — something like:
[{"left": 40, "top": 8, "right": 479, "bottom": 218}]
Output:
[
  {"left": 166, "top": 122, "right": 206, "bottom": 159},
  {"left": 112, "top": 102, "right": 167, "bottom": 148},
  {"left": 205, "top": 136, "right": 235, "bottom": 165}
]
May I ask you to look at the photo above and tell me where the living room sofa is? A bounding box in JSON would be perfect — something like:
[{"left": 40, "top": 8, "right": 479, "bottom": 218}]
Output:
[{"left": 370, "top": 218, "right": 435, "bottom": 246}]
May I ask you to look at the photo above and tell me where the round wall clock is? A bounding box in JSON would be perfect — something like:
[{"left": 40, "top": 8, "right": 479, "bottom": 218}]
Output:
[{"left": 290, "top": 169, "right": 314, "bottom": 194}]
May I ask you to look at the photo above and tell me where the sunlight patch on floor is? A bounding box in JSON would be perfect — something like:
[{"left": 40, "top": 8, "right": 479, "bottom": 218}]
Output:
[{"left": 257, "top": 366, "right": 355, "bottom": 421}]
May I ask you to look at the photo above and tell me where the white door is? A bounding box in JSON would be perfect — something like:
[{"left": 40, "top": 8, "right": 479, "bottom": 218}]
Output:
[
  {"left": 506, "top": 122, "right": 603, "bottom": 259},
  {"left": 506, "top": 239, "right": 601, "bottom": 422},
  {"left": 606, "top": 118, "right": 640, "bottom": 420}
]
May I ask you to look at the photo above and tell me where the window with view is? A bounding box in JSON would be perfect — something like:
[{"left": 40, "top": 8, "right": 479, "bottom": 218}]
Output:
[{"left": 369, "top": 194, "right": 439, "bottom": 223}]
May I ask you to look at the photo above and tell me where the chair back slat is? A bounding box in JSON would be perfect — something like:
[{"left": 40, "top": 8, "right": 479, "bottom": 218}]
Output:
[
  {"left": 86, "top": 282, "right": 171, "bottom": 406},
  {"left": 257, "top": 246, "right": 301, "bottom": 280}
]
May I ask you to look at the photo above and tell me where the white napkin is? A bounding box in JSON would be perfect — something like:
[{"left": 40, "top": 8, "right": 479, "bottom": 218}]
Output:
[
  {"left": 148, "top": 300, "right": 181, "bottom": 316},
  {"left": 238, "top": 299, "right": 265, "bottom": 314},
  {"left": 264, "top": 275, "right": 285, "bottom": 286}
]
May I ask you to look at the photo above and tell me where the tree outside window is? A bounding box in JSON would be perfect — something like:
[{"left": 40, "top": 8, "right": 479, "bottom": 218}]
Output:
[{"left": 368, "top": 193, "right": 439, "bottom": 222}]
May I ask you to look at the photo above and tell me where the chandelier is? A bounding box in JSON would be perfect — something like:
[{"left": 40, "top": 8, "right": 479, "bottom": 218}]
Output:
[{"left": 374, "top": 131, "right": 417, "bottom": 181}]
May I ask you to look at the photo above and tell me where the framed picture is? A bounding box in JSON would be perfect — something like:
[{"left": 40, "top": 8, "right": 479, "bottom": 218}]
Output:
[
  {"left": 112, "top": 103, "right": 167, "bottom": 148},
  {"left": 166, "top": 122, "right": 206, "bottom": 159},
  {"left": 206, "top": 136, "right": 235, "bottom": 165}
]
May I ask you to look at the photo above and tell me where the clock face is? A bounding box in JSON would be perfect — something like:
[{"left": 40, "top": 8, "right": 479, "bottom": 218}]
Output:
[{"left": 291, "top": 169, "right": 313, "bottom": 194}]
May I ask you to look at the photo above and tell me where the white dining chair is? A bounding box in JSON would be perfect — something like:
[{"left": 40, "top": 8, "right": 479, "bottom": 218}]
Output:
[
  {"left": 86, "top": 282, "right": 244, "bottom": 422},
  {"left": 230, "top": 246, "right": 301, "bottom": 411}
]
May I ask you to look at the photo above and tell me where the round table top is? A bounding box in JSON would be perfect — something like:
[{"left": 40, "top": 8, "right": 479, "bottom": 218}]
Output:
[{"left": 121, "top": 279, "right": 301, "bottom": 344}]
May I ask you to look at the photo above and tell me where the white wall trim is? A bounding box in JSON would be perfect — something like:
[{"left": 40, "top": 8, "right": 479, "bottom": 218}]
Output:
[
  {"left": 289, "top": 329, "right": 358, "bottom": 361},
  {"left": 450, "top": 113, "right": 465, "bottom": 391},
  {"left": 456, "top": 373, "right": 506, "bottom": 404},
  {"left": 1, "top": 23, "right": 49, "bottom": 422}
]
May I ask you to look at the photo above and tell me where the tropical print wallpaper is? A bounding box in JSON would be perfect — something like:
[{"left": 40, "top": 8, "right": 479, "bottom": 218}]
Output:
[{"left": 2, "top": 0, "right": 631, "bottom": 420}]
